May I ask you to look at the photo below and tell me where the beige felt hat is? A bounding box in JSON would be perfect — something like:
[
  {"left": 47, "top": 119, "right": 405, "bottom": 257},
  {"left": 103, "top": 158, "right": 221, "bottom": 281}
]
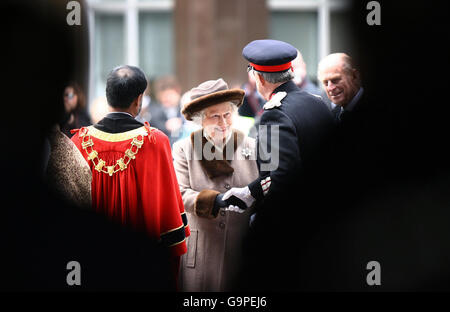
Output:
[{"left": 181, "top": 78, "right": 245, "bottom": 120}]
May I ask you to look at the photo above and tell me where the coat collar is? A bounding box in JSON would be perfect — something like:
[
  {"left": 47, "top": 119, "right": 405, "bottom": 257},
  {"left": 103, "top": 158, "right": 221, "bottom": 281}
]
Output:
[
  {"left": 94, "top": 113, "right": 143, "bottom": 133},
  {"left": 271, "top": 80, "right": 300, "bottom": 97},
  {"left": 340, "top": 89, "right": 369, "bottom": 122},
  {"left": 106, "top": 112, "right": 134, "bottom": 119},
  {"left": 190, "top": 129, "right": 245, "bottom": 179}
]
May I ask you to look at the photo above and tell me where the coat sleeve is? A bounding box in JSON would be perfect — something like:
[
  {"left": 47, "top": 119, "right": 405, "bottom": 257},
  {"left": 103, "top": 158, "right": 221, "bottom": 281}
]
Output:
[
  {"left": 248, "top": 108, "right": 301, "bottom": 202},
  {"left": 172, "top": 140, "right": 200, "bottom": 214},
  {"left": 172, "top": 140, "right": 220, "bottom": 219}
]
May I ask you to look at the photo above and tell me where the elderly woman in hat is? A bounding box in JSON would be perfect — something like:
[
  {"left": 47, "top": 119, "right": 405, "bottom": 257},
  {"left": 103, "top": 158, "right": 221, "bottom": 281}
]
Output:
[{"left": 172, "top": 78, "right": 259, "bottom": 291}]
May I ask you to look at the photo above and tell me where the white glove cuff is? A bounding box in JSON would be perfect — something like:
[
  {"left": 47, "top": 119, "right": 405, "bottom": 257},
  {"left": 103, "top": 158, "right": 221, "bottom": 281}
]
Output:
[{"left": 242, "top": 186, "right": 255, "bottom": 207}]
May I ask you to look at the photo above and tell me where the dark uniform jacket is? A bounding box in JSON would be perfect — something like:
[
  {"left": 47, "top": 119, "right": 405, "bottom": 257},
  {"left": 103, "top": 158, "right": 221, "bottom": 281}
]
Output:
[
  {"left": 238, "top": 80, "right": 335, "bottom": 291},
  {"left": 248, "top": 80, "right": 334, "bottom": 203}
]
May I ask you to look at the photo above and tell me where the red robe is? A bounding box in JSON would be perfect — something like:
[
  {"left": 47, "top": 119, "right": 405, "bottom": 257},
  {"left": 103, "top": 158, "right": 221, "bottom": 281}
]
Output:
[{"left": 71, "top": 122, "right": 189, "bottom": 282}]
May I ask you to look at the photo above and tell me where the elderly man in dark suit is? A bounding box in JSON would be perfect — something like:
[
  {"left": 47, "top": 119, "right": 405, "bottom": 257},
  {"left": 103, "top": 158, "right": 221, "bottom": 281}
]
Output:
[{"left": 318, "top": 53, "right": 389, "bottom": 196}]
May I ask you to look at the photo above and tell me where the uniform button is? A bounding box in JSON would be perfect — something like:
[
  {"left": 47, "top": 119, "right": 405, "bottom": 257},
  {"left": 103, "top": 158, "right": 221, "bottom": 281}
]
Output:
[
  {"left": 220, "top": 210, "right": 226, "bottom": 216},
  {"left": 219, "top": 222, "right": 225, "bottom": 229},
  {"left": 224, "top": 184, "right": 231, "bottom": 190}
]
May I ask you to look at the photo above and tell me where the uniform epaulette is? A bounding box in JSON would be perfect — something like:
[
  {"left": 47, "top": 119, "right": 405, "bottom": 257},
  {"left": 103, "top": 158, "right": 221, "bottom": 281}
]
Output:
[
  {"left": 307, "top": 92, "right": 323, "bottom": 100},
  {"left": 263, "top": 91, "right": 287, "bottom": 110}
]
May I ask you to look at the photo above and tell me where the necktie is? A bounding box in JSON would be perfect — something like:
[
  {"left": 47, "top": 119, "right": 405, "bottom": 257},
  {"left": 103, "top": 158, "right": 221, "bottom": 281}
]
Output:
[{"left": 332, "top": 105, "right": 343, "bottom": 122}]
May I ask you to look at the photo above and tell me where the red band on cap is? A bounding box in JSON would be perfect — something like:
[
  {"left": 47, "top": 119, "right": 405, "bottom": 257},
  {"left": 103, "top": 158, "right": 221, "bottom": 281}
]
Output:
[{"left": 250, "top": 61, "right": 292, "bottom": 72}]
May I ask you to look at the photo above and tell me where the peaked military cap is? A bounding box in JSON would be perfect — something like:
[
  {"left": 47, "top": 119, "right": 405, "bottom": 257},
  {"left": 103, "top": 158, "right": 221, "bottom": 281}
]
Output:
[{"left": 242, "top": 39, "right": 298, "bottom": 73}]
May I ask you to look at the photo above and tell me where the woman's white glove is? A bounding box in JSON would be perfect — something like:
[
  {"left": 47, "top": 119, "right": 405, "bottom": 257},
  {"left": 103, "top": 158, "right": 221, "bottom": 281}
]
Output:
[
  {"left": 225, "top": 205, "right": 245, "bottom": 213},
  {"left": 223, "top": 186, "right": 255, "bottom": 210}
]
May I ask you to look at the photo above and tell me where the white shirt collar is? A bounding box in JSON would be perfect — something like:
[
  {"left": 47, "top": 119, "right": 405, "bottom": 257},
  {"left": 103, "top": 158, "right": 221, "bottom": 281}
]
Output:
[{"left": 107, "top": 111, "right": 134, "bottom": 118}]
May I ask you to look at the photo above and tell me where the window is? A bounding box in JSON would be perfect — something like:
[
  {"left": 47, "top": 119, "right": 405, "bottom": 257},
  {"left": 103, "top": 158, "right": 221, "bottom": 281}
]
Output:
[
  {"left": 268, "top": 0, "right": 351, "bottom": 83},
  {"left": 94, "top": 13, "right": 124, "bottom": 98},
  {"left": 87, "top": 0, "right": 174, "bottom": 104},
  {"left": 139, "top": 11, "right": 173, "bottom": 80},
  {"left": 270, "top": 11, "right": 318, "bottom": 81},
  {"left": 87, "top": 0, "right": 351, "bottom": 105}
]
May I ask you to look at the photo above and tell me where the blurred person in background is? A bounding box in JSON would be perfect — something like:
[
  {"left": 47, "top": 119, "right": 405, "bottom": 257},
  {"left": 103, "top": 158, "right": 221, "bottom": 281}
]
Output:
[
  {"left": 60, "top": 81, "right": 91, "bottom": 137},
  {"left": 238, "top": 71, "right": 265, "bottom": 118},
  {"left": 235, "top": 72, "right": 264, "bottom": 138},
  {"left": 136, "top": 76, "right": 154, "bottom": 124},
  {"left": 89, "top": 96, "right": 109, "bottom": 124},
  {"left": 175, "top": 90, "right": 201, "bottom": 140},
  {"left": 292, "top": 49, "right": 331, "bottom": 110},
  {"left": 146, "top": 75, "right": 185, "bottom": 146}
]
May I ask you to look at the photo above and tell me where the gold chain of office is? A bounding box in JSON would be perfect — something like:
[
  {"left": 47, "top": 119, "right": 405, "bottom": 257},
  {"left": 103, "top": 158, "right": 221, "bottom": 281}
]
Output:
[{"left": 79, "top": 128, "right": 145, "bottom": 176}]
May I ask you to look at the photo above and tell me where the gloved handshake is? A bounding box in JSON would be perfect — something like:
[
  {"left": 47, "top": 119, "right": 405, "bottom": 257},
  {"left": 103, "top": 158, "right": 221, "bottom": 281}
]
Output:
[{"left": 213, "top": 186, "right": 256, "bottom": 214}]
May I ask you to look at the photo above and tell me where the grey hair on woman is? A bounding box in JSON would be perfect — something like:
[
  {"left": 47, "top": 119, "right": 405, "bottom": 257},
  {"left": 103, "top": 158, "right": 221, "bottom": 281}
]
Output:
[{"left": 190, "top": 102, "right": 238, "bottom": 126}]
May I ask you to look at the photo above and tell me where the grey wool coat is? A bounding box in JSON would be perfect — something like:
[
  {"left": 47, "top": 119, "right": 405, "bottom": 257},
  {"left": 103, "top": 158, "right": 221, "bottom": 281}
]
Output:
[{"left": 173, "top": 129, "right": 259, "bottom": 291}]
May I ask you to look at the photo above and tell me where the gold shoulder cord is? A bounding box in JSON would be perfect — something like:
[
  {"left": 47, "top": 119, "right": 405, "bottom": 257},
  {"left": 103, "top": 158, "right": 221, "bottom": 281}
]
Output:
[{"left": 79, "top": 127, "right": 146, "bottom": 176}]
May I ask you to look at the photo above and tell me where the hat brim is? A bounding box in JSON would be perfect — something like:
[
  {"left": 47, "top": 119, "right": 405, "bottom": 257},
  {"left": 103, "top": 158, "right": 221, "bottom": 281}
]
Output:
[{"left": 181, "top": 89, "right": 245, "bottom": 121}]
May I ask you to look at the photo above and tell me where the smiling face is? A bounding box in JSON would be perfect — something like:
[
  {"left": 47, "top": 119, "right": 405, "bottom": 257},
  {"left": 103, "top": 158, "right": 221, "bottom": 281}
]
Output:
[
  {"left": 319, "top": 55, "right": 360, "bottom": 107},
  {"left": 202, "top": 102, "right": 234, "bottom": 143}
]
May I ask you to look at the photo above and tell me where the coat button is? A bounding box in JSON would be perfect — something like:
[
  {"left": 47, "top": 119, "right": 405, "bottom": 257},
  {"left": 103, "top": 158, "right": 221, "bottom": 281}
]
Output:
[
  {"left": 219, "top": 222, "right": 225, "bottom": 229},
  {"left": 220, "top": 210, "right": 226, "bottom": 216},
  {"left": 224, "top": 183, "right": 231, "bottom": 190}
]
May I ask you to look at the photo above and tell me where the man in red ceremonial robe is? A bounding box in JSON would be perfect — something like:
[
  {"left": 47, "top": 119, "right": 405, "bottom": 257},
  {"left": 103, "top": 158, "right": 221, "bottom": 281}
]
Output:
[{"left": 72, "top": 65, "right": 189, "bottom": 287}]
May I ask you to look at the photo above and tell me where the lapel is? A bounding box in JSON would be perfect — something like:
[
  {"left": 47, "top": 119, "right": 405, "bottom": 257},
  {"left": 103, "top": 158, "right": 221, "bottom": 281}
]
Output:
[
  {"left": 341, "top": 92, "right": 368, "bottom": 123},
  {"left": 190, "top": 129, "right": 245, "bottom": 179},
  {"left": 332, "top": 105, "right": 342, "bottom": 123}
]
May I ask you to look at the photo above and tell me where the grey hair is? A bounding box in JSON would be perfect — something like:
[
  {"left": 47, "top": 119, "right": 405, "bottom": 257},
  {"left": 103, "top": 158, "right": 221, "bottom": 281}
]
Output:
[
  {"left": 253, "top": 68, "right": 294, "bottom": 84},
  {"left": 318, "top": 53, "right": 358, "bottom": 81},
  {"left": 191, "top": 102, "right": 238, "bottom": 126},
  {"left": 191, "top": 111, "right": 205, "bottom": 126}
]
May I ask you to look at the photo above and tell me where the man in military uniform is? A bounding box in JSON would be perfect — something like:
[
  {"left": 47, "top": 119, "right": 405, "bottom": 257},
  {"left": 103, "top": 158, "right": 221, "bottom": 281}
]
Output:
[{"left": 221, "top": 40, "right": 335, "bottom": 290}]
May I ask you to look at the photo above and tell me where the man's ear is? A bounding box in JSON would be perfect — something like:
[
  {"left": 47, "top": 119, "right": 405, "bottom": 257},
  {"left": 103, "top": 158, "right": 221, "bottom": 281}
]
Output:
[
  {"left": 255, "top": 72, "right": 265, "bottom": 86},
  {"left": 131, "top": 94, "right": 143, "bottom": 114},
  {"left": 351, "top": 69, "right": 362, "bottom": 88},
  {"left": 351, "top": 69, "right": 360, "bottom": 82},
  {"left": 134, "top": 94, "right": 143, "bottom": 107}
]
